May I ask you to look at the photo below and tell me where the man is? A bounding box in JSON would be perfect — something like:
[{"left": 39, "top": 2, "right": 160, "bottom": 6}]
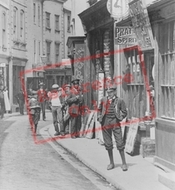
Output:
[
  {"left": 70, "top": 78, "right": 83, "bottom": 133},
  {"left": 37, "top": 82, "right": 48, "bottom": 121},
  {"left": 47, "top": 84, "right": 64, "bottom": 136},
  {"left": 16, "top": 88, "right": 25, "bottom": 115},
  {"left": 0, "top": 86, "right": 5, "bottom": 119},
  {"left": 97, "top": 84, "right": 128, "bottom": 171}
]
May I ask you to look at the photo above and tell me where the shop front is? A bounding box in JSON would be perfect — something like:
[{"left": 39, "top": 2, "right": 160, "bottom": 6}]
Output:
[
  {"left": 79, "top": 0, "right": 114, "bottom": 109},
  {"left": 114, "top": 0, "right": 175, "bottom": 174}
]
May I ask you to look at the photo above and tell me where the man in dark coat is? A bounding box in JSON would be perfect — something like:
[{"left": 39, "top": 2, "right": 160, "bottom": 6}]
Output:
[
  {"left": 16, "top": 88, "right": 25, "bottom": 115},
  {"left": 97, "top": 85, "right": 128, "bottom": 171}
]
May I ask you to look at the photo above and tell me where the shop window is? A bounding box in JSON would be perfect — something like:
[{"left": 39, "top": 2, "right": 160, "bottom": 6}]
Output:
[
  {"left": 55, "top": 15, "right": 60, "bottom": 32},
  {"left": 13, "top": 7, "right": 18, "bottom": 38},
  {"left": 55, "top": 42, "right": 60, "bottom": 63},
  {"left": 159, "top": 21, "right": 175, "bottom": 119},
  {"left": 125, "top": 48, "right": 146, "bottom": 119},
  {"left": 46, "top": 12, "right": 51, "bottom": 30}
]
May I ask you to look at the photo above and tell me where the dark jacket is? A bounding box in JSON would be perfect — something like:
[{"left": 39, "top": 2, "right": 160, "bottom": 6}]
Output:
[{"left": 97, "top": 96, "right": 127, "bottom": 122}]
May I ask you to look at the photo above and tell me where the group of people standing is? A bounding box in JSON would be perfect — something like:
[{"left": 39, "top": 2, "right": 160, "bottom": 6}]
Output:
[{"left": 28, "top": 78, "right": 83, "bottom": 138}]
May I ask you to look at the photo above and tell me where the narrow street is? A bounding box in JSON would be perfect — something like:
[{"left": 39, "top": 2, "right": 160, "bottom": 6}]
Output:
[{"left": 0, "top": 114, "right": 116, "bottom": 190}]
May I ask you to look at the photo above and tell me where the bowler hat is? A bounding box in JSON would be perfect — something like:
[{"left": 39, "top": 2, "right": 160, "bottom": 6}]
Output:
[
  {"left": 71, "top": 78, "right": 80, "bottom": 84},
  {"left": 52, "top": 84, "right": 59, "bottom": 89}
]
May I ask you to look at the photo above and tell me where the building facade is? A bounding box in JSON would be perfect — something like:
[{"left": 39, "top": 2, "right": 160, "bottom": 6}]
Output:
[{"left": 79, "top": 0, "right": 175, "bottom": 179}]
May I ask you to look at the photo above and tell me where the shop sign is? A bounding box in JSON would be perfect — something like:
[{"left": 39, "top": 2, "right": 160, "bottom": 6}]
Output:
[
  {"left": 114, "top": 25, "right": 137, "bottom": 46},
  {"left": 129, "top": 0, "right": 154, "bottom": 50}
]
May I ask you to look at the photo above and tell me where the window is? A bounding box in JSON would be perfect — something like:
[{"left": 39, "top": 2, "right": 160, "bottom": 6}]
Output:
[
  {"left": 46, "top": 12, "right": 50, "bottom": 29},
  {"left": 20, "top": 10, "right": 24, "bottom": 38},
  {"left": 33, "top": 3, "right": 36, "bottom": 23},
  {"left": 34, "top": 40, "right": 36, "bottom": 63},
  {"left": 67, "top": 15, "right": 71, "bottom": 33},
  {"left": 13, "top": 7, "right": 18, "bottom": 37},
  {"left": 125, "top": 48, "right": 146, "bottom": 119},
  {"left": 2, "top": 12, "right": 6, "bottom": 47},
  {"left": 159, "top": 21, "right": 175, "bottom": 119},
  {"left": 55, "top": 43, "right": 60, "bottom": 63},
  {"left": 38, "top": 41, "right": 40, "bottom": 56},
  {"left": 38, "top": 5, "right": 40, "bottom": 26},
  {"left": 55, "top": 15, "right": 60, "bottom": 31},
  {"left": 46, "top": 41, "right": 51, "bottom": 62}
]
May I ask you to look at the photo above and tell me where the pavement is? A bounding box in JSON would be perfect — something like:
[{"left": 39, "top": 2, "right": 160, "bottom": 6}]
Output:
[
  {"left": 45, "top": 114, "right": 170, "bottom": 190},
  {"left": 2, "top": 111, "right": 170, "bottom": 190}
]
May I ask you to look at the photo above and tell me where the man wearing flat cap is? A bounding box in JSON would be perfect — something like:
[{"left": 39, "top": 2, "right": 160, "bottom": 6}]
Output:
[
  {"left": 69, "top": 78, "right": 84, "bottom": 138},
  {"left": 97, "top": 84, "right": 128, "bottom": 171},
  {"left": 47, "top": 84, "right": 64, "bottom": 136}
]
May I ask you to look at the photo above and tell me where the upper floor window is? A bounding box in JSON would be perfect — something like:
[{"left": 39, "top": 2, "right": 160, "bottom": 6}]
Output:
[
  {"left": 55, "top": 15, "right": 60, "bottom": 31},
  {"left": 20, "top": 10, "right": 24, "bottom": 38},
  {"left": 55, "top": 42, "right": 60, "bottom": 63},
  {"left": 2, "top": 12, "right": 6, "bottom": 47},
  {"left": 46, "top": 41, "right": 51, "bottom": 62},
  {"left": 46, "top": 12, "right": 50, "bottom": 29},
  {"left": 13, "top": 7, "right": 18, "bottom": 37},
  {"left": 67, "top": 15, "right": 71, "bottom": 33},
  {"left": 38, "top": 5, "right": 40, "bottom": 26},
  {"left": 38, "top": 41, "right": 40, "bottom": 56},
  {"left": 33, "top": 3, "right": 36, "bottom": 23}
]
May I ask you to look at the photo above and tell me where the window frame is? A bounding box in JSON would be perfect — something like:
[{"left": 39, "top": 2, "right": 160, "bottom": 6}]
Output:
[
  {"left": 55, "top": 14, "right": 60, "bottom": 32},
  {"left": 45, "top": 12, "right": 51, "bottom": 30},
  {"left": 2, "top": 11, "right": 6, "bottom": 47},
  {"left": 13, "top": 7, "right": 18, "bottom": 38},
  {"left": 67, "top": 15, "right": 71, "bottom": 33},
  {"left": 33, "top": 3, "right": 36, "bottom": 23},
  {"left": 158, "top": 20, "right": 175, "bottom": 120},
  {"left": 38, "top": 4, "right": 40, "bottom": 27},
  {"left": 46, "top": 41, "right": 51, "bottom": 62},
  {"left": 55, "top": 42, "right": 60, "bottom": 63},
  {"left": 20, "top": 10, "right": 24, "bottom": 38}
]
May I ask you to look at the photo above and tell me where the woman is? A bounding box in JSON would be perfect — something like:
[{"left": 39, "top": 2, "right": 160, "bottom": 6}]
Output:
[{"left": 3, "top": 86, "right": 11, "bottom": 113}]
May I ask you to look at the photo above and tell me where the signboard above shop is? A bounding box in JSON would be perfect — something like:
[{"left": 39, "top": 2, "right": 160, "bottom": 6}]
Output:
[
  {"left": 129, "top": 0, "right": 154, "bottom": 50},
  {"left": 114, "top": 25, "right": 137, "bottom": 46}
]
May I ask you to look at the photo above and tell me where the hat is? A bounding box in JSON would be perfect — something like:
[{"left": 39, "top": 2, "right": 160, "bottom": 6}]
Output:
[
  {"left": 71, "top": 78, "right": 80, "bottom": 84},
  {"left": 63, "top": 84, "right": 71, "bottom": 89},
  {"left": 39, "top": 82, "right": 44, "bottom": 86},
  {"left": 106, "top": 84, "right": 117, "bottom": 92},
  {"left": 52, "top": 84, "right": 59, "bottom": 89}
]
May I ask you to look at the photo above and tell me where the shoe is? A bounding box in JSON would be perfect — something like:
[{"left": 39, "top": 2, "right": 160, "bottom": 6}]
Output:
[
  {"left": 107, "top": 164, "right": 114, "bottom": 170},
  {"left": 60, "top": 132, "right": 65, "bottom": 136},
  {"left": 54, "top": 132, "right": 60, "bottom": 136},
  {"left": 71, "top": 136, "right": 76, "bottom": 139},
  {"left": 121, "top": 164, "right": 128, "bottom": 171}
]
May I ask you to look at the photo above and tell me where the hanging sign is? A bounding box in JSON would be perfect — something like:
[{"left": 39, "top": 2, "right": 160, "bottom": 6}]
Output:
[
  {"left": 114, "top": 25, "right": 137, "bottom": 46},
  {"left": 129, "top": 0, "right": 154, "bottom": 50}
]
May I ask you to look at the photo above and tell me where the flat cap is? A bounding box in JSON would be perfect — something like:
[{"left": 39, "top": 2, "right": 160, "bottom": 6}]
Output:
[
  {"left": 106, "top": 84, "right": 117, "bottom": 92},
  {"left": 71, "top": 78, "right": 80, "bottom": 84},
  {"left": 52, "top": 84, "right": 59, "bottom": 89}
]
